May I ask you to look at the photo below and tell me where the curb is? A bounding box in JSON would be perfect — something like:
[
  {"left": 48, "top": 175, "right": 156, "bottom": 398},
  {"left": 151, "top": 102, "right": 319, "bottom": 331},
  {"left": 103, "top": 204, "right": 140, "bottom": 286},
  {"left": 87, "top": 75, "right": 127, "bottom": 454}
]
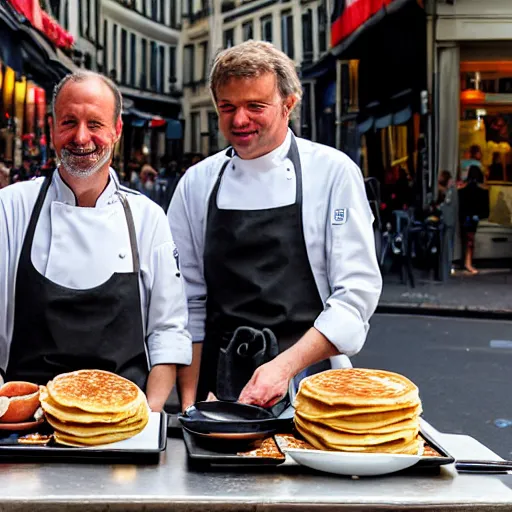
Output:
[{"left": 377, "top": 302, "right": 512, "bottom": 320}]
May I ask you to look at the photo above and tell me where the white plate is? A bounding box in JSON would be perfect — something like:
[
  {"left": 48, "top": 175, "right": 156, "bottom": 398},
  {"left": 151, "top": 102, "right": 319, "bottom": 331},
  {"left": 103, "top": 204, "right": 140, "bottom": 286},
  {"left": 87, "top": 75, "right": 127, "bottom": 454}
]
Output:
[{"left": 284, "top": 448, "right": 421, "bottom": 476}]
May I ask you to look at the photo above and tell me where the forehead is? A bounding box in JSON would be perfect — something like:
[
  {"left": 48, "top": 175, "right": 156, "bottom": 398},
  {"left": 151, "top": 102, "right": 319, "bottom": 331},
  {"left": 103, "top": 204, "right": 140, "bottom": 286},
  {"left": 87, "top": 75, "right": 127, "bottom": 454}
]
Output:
[
  {"left": 216, "top": 73, "right": 279, "bottom": 102},
  {"left": 55, "top": 78, "right": 116, "bottom": 118}
]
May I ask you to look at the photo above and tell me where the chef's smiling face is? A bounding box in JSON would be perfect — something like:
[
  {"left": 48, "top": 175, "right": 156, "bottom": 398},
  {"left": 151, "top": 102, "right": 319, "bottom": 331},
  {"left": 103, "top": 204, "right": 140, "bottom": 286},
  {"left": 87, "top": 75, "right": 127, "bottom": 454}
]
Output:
[
  {"left": 51, "top": 77, "right": 122, "bottom": 179},
  {"left": 216, "top": 72, "right": 296, "bottom": 160}
]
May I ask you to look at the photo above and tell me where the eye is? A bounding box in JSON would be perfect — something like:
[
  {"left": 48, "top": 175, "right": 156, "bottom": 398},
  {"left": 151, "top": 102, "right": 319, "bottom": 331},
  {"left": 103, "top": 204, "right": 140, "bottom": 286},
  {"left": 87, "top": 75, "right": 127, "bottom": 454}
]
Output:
[
  {"left": 88, "top": 121, "right": 102, "bottom": 129},
  {"left": 248, "top": 104, "right": 265, "bottom": 112},
  {"left": 218, "top": 104, "right": 235, "bottom": 113},
  {"left": 61, "top": 120, "right": 75, "bottom": 126}
]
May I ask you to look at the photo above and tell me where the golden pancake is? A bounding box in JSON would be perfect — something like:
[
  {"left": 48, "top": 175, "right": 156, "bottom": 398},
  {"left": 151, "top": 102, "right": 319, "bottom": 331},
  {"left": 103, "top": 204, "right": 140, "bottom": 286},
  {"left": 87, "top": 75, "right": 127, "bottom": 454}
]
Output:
[
  {"left": 40, "top": 386, "right": 144, "bottom": 424},
  {"left": 47, "top": 370, "right": 141, "bottom": 413},
  {"left": 299, "top": 369, "right": 419, "bottom": 407},
  {"left": 53, "top": 416, "right": 148, "bottom": 447},
  {"left": 294, "top": 414, "right": 419, "bottom": 447},
  {"left": 45, "top": 404, "right": 148, "bottom": 437},
  {"left": 295, "top": 411, "right": 419, "bottom": 435},
  {"left": 294, "top": 393, "right": 421, "bottom": 420}
]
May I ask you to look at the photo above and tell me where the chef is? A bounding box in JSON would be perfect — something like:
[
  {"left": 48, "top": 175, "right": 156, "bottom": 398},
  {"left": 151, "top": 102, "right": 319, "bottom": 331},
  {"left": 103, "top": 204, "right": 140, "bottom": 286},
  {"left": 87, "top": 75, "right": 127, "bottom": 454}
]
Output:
[
  {"left": 168, "top": 41, "right": 382, "bottom": 410},
  {"left": 0, "top": 71, "right": 192, "bottom": 411}
]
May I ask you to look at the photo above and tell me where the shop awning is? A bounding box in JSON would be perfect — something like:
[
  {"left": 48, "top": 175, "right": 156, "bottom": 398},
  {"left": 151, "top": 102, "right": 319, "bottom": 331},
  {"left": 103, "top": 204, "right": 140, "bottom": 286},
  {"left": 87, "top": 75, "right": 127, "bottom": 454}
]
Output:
[{"left": 123, "top": 102, "right": 182, "bottom": 138}]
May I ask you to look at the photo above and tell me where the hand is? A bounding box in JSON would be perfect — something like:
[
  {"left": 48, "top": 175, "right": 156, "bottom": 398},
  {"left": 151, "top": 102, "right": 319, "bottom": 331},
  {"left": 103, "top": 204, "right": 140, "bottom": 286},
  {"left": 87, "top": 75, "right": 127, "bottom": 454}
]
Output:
[{"left": 238, "top": 359, "right": 291, "bottom": 408}]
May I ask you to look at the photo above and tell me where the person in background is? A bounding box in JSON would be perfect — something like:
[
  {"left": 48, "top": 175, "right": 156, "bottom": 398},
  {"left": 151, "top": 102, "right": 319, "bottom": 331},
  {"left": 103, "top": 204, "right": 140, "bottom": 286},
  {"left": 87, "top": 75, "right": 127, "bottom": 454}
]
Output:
[
  {"left": 11, "top": 157, "right": 33, "bottom": 183},
  {"left": 0, "top": 70, "right": 191, "bottom": 410},
  {"left": 458, "top": 165, "right": 490, "bottom": 274},
  {"left": 460, "top": 144, "right": 483, "bottom": 182},
  {"left": 0, "top": 160, "right": 9, "bottom": 189},
  {"left": 168, "top": 41, "right": 382, "bottom": 410},
  {"left": 437, "top": 170, "right": 457, "bottom": 280}
]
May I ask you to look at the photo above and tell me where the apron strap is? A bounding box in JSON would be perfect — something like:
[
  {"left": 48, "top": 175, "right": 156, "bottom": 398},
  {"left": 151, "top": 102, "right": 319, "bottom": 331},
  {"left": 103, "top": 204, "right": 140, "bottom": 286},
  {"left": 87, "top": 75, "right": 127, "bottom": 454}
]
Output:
[
  {"left": 19, "top": 175, "right": 52, "bottom": 266},
  {"left": 116, "top": 190, "right": 140, "bottom": 273}
]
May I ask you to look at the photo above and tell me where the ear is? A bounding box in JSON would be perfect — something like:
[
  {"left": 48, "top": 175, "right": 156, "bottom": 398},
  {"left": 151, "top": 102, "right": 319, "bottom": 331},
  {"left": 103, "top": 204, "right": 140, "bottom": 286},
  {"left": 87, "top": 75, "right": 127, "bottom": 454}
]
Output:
[
  {"left": 284, "top": 95, "right": 298, "bottom": 117},
  {"left": 114, "top": 116, "right": 123, "bottom": 143}
]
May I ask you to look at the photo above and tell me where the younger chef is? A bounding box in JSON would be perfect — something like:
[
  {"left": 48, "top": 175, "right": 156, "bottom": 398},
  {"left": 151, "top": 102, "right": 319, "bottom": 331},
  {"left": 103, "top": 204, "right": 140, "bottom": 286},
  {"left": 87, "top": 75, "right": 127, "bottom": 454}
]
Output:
[
  {"left": 0, "top": 71, "right": 192, "bottom": 411},
  {"left": 168, "top": 41, "right": 382, "bottom": 409}
]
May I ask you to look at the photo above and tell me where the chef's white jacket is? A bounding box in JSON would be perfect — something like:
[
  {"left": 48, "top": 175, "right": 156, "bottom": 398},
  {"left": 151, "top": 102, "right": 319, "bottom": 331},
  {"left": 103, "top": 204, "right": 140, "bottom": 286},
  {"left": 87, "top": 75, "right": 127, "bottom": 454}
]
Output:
[
  {"left": 167, "top": 131, "right": 382, "bottom": 358},
  {"left": 0, "top": 169, "right": 192, "bottom": 373}
]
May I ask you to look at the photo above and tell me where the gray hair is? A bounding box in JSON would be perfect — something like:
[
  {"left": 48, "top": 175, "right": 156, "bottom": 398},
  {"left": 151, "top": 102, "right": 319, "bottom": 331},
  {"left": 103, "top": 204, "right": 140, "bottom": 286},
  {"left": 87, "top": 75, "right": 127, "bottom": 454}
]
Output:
[
  {"left": 209, "top": 40, "right": 302, "bottom": 113},
  {"left": 51, "top": 71, "right": 123, "bottom": 123}
]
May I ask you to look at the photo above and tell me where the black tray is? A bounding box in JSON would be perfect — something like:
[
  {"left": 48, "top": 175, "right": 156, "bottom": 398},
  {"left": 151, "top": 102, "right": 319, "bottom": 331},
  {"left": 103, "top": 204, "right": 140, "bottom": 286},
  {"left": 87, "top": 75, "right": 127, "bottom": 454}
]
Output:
[
  {"left": 0, "top": 412, "right": 167, "bottom": 464},
  {"left": 182, "top": 426, "right": 455, "bottom": 471},
  {"left": 182, "top": 428, "right": 286, "bottom": 467},
  {"left": 415, "top": 429, "right": 455, "bottom": 469}
]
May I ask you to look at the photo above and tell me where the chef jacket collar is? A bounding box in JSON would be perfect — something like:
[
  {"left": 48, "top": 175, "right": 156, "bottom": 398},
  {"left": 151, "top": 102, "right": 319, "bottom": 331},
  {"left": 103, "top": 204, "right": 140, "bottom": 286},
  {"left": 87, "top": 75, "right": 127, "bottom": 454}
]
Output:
[
  {"left": 226, "top": 129, "right": 292, "bottom": 171},
  {"left": 53, "top": 167, "right": 119, "bottom": 207}
]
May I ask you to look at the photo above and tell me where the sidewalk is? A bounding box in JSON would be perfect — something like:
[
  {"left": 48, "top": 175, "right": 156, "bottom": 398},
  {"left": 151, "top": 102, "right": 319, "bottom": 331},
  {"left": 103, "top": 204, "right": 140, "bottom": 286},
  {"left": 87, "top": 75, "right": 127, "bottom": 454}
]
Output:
[{"left": 378, "top": 268, "right": 512, "bottom": 316}]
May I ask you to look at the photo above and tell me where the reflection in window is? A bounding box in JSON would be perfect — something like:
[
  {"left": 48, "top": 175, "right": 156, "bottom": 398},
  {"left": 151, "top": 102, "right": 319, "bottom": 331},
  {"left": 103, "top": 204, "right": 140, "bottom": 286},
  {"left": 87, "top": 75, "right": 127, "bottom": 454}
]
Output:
[
  {"left": 224, "top": 28, "right": 234, "bottom": 48},
  {"left": 242, "top": 21, "right": 253, "bottom": 41}
]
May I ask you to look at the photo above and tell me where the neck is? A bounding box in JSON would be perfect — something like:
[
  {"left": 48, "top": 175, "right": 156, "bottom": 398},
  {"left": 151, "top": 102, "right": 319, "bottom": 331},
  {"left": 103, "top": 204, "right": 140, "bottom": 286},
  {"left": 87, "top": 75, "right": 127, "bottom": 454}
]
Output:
[{"left": 59, "top": 166, "right": 110, "bottom": 207}]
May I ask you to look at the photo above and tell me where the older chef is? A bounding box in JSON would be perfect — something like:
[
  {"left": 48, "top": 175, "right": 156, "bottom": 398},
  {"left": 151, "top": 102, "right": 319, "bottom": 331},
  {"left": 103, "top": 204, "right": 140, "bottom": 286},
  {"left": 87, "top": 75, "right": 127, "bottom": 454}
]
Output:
[
  {"left": 0, "top": 71, "right": 192, "bottom": 411},
  {"left": 168, "top": 41, "right": 382, "bottom": 409}
]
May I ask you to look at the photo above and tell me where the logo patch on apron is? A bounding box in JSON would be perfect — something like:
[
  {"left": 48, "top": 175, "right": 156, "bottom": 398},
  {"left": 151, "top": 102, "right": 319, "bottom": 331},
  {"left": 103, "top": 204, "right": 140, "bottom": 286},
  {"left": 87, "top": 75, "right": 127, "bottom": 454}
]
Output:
[{"left": 333, "top": 209, "right": 347, "bottom": 225}]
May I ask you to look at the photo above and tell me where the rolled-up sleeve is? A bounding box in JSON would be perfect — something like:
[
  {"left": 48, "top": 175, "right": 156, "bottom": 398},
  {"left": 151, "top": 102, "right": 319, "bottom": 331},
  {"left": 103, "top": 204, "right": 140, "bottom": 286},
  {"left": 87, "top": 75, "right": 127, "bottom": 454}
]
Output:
[
  {"left": 167, "top": 178, "right": 207, "bottom": 343},
  {"left": 0, "top": 197, "right": 11, "bottom": 372},
  {"left": 145, "top": 230, "right": 192, "bottom": 366},
  {"left": 314, "top": 159, "right": 382, "bottom": 356}
]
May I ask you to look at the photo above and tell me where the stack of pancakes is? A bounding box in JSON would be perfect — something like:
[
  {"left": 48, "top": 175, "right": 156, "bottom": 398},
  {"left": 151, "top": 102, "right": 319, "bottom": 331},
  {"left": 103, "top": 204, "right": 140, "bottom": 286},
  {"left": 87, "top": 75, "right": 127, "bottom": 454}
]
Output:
[
  {"left": 293, "top": 368, "right": 423, "bottom": 455},
  {"left": 40, "top": 369, "right": 149, "bottom": 447}
]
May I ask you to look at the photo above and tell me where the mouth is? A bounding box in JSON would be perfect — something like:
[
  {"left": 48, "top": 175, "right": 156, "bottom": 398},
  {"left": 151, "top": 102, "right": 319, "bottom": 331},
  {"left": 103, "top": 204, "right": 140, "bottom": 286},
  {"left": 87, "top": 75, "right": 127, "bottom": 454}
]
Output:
[
  {"left": 231, "top": 130, "right": 257, "bottom": 143},
  {"left": 66, "top": 147, "right": 98, "bottom": 157}
]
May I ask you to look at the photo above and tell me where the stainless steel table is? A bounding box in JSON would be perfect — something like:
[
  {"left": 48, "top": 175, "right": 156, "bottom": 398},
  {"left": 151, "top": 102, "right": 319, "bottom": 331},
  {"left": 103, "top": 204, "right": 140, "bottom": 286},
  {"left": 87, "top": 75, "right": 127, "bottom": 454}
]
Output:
[{"left": 1, "top": 426, "right": 512, "bottom": 512}]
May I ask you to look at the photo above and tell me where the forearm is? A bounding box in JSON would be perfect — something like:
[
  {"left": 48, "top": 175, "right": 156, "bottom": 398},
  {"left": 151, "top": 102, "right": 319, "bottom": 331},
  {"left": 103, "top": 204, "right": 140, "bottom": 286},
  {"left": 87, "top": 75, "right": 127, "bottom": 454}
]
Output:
[
  {"left": 146, "top": 364, "right": 177, "bottom": 412},
  {"left": 277, "top": 327, "right": 339, "bottom": 379},
  {"left": 177, "top": 343, "right": 203, "bottom": 411}
]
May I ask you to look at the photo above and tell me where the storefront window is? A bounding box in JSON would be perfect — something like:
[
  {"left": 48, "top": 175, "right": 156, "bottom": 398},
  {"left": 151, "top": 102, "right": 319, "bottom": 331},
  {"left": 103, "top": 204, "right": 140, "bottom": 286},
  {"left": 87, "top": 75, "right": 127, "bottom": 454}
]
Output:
[{"left": 460, "top": 61, "right": 512, "bottom": 226}]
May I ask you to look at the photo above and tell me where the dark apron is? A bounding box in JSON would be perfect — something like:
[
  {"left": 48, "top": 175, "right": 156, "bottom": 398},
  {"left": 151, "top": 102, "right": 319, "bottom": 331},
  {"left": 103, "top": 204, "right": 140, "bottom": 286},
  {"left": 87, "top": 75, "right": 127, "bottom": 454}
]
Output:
[
  {"left": 198, "top": 135, "right": 329, "bottom": 401},
  {"left": 6, "top": 175, "right": 149, "bottom": 389}
]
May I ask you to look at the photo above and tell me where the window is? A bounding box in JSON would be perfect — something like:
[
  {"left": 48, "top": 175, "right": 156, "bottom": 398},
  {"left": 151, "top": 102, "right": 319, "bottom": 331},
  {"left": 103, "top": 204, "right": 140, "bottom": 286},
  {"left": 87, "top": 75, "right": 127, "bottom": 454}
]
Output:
[
  {"left": 223, "top": 28, "right": 234, "bottom": 48},
  {"left": 103, "top": 20, "right": 108, "bottom": 72},
  {"left": 170, "top": 0, "right": 177, "bottom": 27},
  {"left": 140, "top": 38, "right": 148, "bottom": 89},
  {"left": 318, "top": 4, "right": 327, "bottom": 54},
  {"left": 260, "top": 15, "right": 272, "bottom": 43},
  {"left": 160, "top": 0, "right": 166, "bottom": 23},
  {"left": 281, "top": 10, "right": 294, "bottom": 60},
  {"left": 121, "top": 29, "right": 127, "bottom": 84},
  {"left": 151, "top": 0, "right": 158, "bottom": 20},
  {"left": 169, "top": 45, "right": 176, "bottom": 81},
  {"left": 130, "top": 33, "right": 137, "bottom": 86},
  {"left": 183, "top": 45, "right": 194, "bottom": 84},
  {"left": 302, "top": 9, "right": 313, "bottom": 64},
  {"left": 83, "top": 0, "right": 90, "bottom": 39},
  {"left": 301, "top": 83, "right": 312, "bottom": 140},
  {"left": 159, "top": 45, "right": 165, "bottom": 93},
  {"left": 190, "top": 112, "right": 200, "bottom": 153},
  {"left": 142, "top": 0, "right": 147, "bottom": 16},
  {"left": 208, "top": 112, "right": 219, "bottom": 154},
  {"left": 242, "top": 21, "right": 253, "bottom": 41},
  {"left": 112, "top": 24, "right": 118, "bottom": 80},
  {"left": 150, "top": 41, "right": 158, "bottom": 91},
  {"left": 200, "top": 41, "right": 209, "bottom": 81}
]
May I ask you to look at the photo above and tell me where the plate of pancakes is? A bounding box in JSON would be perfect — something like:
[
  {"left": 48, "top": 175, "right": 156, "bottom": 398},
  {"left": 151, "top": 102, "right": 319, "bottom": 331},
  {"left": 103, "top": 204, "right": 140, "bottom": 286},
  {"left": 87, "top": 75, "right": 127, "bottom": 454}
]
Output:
[
  {"left": 282, "top": 368, "right": 428, "bottom": 476},
  {"left": 40, "top": 369, "right": 151, "bottom": 447}
]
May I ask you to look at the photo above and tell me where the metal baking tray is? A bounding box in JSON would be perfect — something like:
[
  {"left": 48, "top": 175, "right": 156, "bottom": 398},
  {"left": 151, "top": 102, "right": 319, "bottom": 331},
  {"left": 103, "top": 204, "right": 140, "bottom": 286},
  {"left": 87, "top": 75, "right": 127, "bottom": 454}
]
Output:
[
  {"left": 0, "top": 412, "right": 167, "bottom": 463},
  {"left": 182, "top": 427, "right": 287, "bottom": 467},
  {"left": 182, "top": 425, "right": 454, "bottom": 471}
]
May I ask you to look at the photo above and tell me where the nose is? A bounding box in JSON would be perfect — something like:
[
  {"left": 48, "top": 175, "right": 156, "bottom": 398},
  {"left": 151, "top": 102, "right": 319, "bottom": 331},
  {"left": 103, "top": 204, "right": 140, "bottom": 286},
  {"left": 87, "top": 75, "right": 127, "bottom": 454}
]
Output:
[
  {"left": 232, "top": 107, "right": 250, "bottom": 128},
  {"left": 73, "top": 122, "right": 91, "bottom": 145}
]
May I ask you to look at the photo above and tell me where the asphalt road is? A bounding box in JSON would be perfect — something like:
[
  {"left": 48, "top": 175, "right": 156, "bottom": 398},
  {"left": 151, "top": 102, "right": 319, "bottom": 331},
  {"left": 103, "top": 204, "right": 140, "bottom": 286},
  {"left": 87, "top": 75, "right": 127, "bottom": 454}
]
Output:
[{"left": 351, "top": 313, "right": 512, "bottom": 459}]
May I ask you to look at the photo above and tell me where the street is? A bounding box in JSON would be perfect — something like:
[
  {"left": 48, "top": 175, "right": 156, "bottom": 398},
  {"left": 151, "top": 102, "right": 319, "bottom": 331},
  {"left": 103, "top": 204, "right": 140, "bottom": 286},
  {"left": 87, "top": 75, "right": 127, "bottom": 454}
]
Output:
[{"left": 352, "top": 313, "right": 512, "bottom": 459}]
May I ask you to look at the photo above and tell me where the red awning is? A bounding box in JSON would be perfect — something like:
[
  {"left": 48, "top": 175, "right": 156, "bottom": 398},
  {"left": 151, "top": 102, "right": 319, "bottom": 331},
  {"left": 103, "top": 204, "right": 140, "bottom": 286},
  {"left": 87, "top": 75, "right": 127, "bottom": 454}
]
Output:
[
  {"left": 8, "top": 0, "right": 74, "bottom": 49},
  {"left": 331, "top": 0, "right": 396, "bottom": 48}
]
